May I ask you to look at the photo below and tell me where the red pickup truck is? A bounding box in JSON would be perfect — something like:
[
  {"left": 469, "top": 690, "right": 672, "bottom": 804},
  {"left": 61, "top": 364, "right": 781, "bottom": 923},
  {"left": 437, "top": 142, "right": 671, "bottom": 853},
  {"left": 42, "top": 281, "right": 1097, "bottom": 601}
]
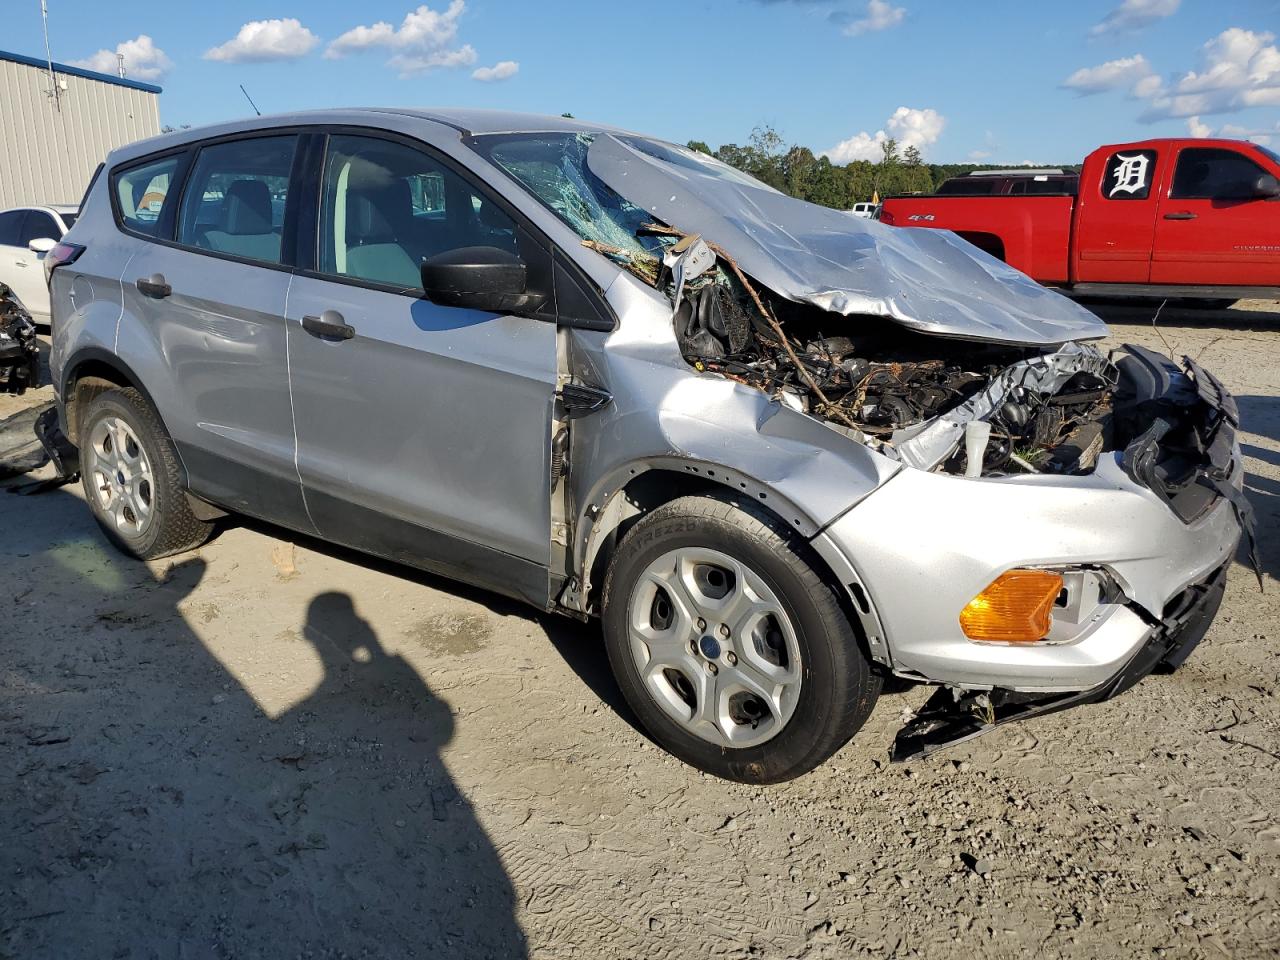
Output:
[{"left": 880, "top": 138, "right": 1280, "bottom": 300}]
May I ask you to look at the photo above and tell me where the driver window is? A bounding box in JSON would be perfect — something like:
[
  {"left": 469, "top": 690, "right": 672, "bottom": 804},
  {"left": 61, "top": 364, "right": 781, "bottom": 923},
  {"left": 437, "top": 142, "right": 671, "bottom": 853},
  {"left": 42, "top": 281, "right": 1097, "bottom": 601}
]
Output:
[
  {"left": 1171, "top": 148, "right": 1267, "bottom": 200},
  {"left": 319, "top": 134, "right": 518, "bottom": 289}
]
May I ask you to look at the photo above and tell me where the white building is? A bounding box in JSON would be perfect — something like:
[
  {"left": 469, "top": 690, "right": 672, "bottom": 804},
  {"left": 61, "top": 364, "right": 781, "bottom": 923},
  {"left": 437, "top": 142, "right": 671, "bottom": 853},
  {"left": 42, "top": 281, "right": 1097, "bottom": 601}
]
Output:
[{"left": 0, "top": 48, "right": 161, "bottom": 209}]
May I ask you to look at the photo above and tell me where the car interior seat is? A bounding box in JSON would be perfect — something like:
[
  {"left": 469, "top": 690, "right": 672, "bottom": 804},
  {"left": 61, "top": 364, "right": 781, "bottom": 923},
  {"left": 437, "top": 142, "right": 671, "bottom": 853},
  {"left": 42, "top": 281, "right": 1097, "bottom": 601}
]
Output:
[
  {"left": 202, "top": 179, "right": 281, "bottom": 261},
  {"left": 341, "top": 157, "right": 421, "bottom": 287}
]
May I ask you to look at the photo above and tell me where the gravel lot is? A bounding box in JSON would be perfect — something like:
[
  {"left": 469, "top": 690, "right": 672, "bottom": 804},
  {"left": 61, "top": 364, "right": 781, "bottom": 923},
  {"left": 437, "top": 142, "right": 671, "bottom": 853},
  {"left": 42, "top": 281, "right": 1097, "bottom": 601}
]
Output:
[{"left": 2, "top": 301, "right": 1278, "bottom": 959}]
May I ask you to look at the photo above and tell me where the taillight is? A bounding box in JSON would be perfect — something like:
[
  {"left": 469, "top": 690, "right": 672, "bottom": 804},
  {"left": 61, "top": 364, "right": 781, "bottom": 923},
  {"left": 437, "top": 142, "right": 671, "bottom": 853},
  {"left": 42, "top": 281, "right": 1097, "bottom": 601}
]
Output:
[
  {"left": 44, "top": 241, "right": 85, "bottom": 285},
  {"left": 879, "top": 209, "right": 896, "bottom": 225}
]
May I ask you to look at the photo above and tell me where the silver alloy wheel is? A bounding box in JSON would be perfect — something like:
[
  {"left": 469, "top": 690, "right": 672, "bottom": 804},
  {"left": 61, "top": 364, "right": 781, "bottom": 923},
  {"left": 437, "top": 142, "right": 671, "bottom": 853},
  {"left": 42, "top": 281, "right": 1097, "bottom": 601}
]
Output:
[
  {"left": 627, "top": 547, "right": 803, "bottom": 748},
  {"left": 87, "top": 415, "right": 155, "bottom": 538}
]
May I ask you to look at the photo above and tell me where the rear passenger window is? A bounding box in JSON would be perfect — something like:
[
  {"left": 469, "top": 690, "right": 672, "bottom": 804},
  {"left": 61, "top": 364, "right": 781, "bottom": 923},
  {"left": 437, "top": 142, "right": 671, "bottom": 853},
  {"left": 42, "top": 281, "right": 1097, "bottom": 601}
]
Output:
[
  {"left": 177, "top": 136, "right": 297, "bottom": 264},
  {"left": 1171, "top": 148, "right": 1268, "bottom": 200},
  {"left": 318, "top": 134, "right": 517, "bottom": 289},
  {"left": 114, "top": 156, "right": 181, "bottom": 235}
]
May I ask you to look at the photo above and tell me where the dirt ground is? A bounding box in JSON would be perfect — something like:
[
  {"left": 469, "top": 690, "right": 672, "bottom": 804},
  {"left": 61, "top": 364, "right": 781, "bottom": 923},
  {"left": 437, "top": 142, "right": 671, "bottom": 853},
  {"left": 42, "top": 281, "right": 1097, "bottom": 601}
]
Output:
[{"left": 2, "top": 301, "right": 1278, "bottom": 960}]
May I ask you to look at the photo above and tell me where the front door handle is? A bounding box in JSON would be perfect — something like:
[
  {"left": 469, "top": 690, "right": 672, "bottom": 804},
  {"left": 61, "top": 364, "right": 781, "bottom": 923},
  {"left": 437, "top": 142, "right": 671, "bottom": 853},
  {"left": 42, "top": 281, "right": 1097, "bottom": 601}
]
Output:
[
  {"left": 301, "top": 310, "right": 355, "bottom": 341},
  {"left": 136, "top": 274, "right": 171, "bottom": 298},
  {"left": 1163, "top": 212, "right": 1198, "bottom": 220},
  {"left": 13, "top": 260, "right": 27, "bottom": 268}
]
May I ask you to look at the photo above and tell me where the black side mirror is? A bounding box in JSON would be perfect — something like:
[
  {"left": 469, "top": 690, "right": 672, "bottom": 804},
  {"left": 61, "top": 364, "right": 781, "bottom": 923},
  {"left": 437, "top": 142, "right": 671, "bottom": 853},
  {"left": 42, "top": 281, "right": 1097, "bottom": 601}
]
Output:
[
  {"left": 419, "top": 246, "right": 547, "bottom": 313},
  {"left": 1254, "top": 174, "right": 1280, "bottom": 199}
]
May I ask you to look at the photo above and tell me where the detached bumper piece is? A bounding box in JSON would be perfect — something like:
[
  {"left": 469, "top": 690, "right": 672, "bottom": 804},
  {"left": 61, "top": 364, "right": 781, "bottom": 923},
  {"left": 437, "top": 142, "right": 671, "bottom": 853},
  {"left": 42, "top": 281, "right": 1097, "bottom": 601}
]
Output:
[
  {"left": 892, "top": 563, "right": 1228, "bottom": 761},
  {"left": 1115, "top": 343, "right": 1260, "bottom": 584},
  {"left": 6, "top": 407, "right": 81, "bottom": 496},
  {"left": 0, "top": 285, "right": 39, "bottom": 395}
]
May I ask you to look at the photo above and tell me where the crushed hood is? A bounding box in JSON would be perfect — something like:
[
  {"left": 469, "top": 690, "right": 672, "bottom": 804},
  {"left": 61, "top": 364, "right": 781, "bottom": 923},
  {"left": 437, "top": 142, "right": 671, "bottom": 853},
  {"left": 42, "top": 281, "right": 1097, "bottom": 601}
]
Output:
[{"left": 586, "top": 135, "right": 1108, "bottom": 346}]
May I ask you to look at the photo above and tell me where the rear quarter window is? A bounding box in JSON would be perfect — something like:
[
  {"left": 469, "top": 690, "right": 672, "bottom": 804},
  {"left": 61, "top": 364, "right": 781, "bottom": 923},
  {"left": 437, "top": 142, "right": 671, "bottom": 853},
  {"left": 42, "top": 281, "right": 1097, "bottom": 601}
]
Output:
[
  {"left": 1101, "top": 149, "right": 1157, "bottom": 200},
  {"left": 113, "top": 155, "right": 183, "bottom": 236}
]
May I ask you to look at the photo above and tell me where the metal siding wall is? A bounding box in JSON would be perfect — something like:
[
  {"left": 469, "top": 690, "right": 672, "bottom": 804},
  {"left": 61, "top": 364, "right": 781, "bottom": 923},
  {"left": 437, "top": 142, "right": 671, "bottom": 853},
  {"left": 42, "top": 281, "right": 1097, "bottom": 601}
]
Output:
[{"left": 0, "top": 58, "right": 160, "bottom": 209}]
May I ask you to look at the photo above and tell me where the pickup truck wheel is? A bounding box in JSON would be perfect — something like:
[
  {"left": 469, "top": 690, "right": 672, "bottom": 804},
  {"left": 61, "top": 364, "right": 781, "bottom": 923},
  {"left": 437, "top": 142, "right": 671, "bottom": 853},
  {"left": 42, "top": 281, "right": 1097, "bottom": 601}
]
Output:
[
  {"left": 79, "top": 387, "right": 213, "bottom": 560},
  {"left": 602, "top": 494, "right": 880, "bottom": 784}
]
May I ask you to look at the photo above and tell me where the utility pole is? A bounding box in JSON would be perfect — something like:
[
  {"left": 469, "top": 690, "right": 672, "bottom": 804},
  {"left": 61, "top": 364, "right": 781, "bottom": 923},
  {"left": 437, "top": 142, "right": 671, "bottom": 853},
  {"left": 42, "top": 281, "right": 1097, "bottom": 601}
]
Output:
[{"left": 40, "top": 0, "right": 62, "bottom": 110}]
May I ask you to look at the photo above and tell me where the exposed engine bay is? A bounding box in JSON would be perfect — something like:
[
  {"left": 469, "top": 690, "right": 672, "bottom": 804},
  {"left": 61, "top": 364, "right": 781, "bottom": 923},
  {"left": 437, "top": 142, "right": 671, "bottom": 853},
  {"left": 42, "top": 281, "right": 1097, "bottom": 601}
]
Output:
[
  {"left": 597, "top": 228, "right": 1121, "bottom": 479},
  {"left": 0, "top": 283, "right": 40, "bottom": 396}
]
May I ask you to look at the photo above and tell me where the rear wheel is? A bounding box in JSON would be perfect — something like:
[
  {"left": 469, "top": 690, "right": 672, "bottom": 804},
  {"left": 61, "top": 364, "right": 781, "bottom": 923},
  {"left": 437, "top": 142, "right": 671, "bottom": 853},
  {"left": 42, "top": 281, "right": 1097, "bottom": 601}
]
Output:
[
  {"left": 79, "top": 387, "right": 212, "bottom": 559},
  {"left": 602, "top": 494, "right": 880, "bottom": 783}
]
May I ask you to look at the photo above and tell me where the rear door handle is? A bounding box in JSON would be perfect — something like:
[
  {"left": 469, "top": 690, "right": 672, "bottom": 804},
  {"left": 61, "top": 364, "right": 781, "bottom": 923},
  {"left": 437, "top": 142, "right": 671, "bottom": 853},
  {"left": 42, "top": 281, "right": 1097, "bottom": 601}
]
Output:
[
  {"left": 14, "top": 260, "right": 27, "bottom": 268},
  {"left": 301, "top": 310, "right": 355, "bottom": 341},
  {"left": 1163, "top": 212, "right": 1198, "bottom": 220},
  {"left": 136, "top": 274, "right": 171, "bottom": 298}
]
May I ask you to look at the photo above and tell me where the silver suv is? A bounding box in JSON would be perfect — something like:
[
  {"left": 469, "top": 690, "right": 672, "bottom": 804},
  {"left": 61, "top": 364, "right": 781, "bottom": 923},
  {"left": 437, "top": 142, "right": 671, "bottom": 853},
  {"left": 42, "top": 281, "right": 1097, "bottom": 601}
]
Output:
[{"left": 50, "top": 110, "right": 1251, "bottom": 782}]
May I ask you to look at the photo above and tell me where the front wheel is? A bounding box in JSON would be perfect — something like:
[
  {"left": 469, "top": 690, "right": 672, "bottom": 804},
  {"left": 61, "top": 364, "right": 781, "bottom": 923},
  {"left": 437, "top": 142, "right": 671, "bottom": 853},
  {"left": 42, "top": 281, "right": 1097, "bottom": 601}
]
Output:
[{"left": 602, "top": 495, "right": 880, "bottom": 784}]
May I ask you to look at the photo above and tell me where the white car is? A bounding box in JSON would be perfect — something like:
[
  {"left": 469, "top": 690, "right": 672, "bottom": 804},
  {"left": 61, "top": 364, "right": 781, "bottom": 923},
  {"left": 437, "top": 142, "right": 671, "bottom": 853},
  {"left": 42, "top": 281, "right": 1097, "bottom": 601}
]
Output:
[
  {"left": 849, "top": 202, "right": 877, "bottom": 219},
  {"left": 0, "top": 204, "right": 78, "bottom": 323}
]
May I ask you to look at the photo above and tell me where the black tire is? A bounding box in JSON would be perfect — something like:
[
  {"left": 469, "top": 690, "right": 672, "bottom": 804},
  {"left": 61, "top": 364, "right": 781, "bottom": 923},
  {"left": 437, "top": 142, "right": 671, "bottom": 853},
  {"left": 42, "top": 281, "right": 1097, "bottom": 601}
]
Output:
[
  {"left": 601, "top": 494, "right": 881, "bottom": 784},
  {"left": 79, "top": 387, "right": 213, "bottom": 560}
]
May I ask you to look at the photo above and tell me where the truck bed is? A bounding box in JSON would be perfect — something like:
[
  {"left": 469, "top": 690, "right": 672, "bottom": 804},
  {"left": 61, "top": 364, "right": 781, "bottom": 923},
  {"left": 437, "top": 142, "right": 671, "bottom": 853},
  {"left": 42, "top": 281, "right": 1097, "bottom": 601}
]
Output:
[{"left": 879, "top": 195, "right": 1075, "bottom": 284}]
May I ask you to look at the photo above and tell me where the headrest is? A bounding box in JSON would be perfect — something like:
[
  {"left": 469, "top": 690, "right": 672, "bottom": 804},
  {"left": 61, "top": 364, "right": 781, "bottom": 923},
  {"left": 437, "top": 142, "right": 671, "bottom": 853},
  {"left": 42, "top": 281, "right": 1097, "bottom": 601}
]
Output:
[
  {"left": 345, "top": 158, "right": 412, "bottom": 243},
  {"left": 476, "top": 198, "right": 509, "bottom": 230},
  {"left": 222, "top": 180, "right": 273, "bottom": 235}
]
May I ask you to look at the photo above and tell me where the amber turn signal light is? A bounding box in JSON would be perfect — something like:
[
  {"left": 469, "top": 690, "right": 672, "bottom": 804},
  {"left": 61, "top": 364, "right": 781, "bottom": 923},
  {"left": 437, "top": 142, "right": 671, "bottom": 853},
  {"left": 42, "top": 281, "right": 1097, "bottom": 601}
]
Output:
[{"left": 960, "top": 569, "right": 1063, "bottom": 642}]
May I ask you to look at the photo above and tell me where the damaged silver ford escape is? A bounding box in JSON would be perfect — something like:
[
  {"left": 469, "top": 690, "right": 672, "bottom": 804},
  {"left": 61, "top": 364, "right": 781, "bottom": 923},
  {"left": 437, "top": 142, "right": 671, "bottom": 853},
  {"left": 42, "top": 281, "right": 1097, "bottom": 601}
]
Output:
[{"left": 49, "top": 110, "right": 1254, "bottom": 783}]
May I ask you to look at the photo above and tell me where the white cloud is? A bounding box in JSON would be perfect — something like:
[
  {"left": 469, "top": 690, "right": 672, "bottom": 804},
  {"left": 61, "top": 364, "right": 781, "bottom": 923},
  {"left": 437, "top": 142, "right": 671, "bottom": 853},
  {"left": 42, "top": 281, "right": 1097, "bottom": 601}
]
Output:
[
  {"left": 204, "top": 19, "right": 319, "bottom": 63},
  {"left": 390, "top": 44, "right": 476, "bottom": 74},
  {"left": 472, "top": 60, "right": 518, "bottom": 82},
  {"left": 841, "top": 0, "right": 905, "bottom": 36},
  {"left": 1132, "top": 73, "right": 1164, "bottom": 97},
  {"left": 967, "top": 149, "right": 993, "bottom": 161},
  {"left": 327, "top": 2, "right": 476, "bottom": 75},
  {"left": 887, "top": 105, "right": 945, "bottom": 147},
  {"left": 823, "top": 106, "right": 945, "bottom": 163},
  {"left": 1089, "top": 0, "right": 1179, "bottom": 37},
  {"left": 70, "top": 35, "right": 172, "bottom": 82},
  {"left": 825, "top": 131, "right": 889, "bottom": 163},
  {"left": 1061, "top": 54, "right": 1155, "bottom": 95},
  {"left": 1140, "top": 27, "right": 1280, "bottom": 120},
  {"left": 1187, "top": 116, "right": 1213, "bottom": 137},
  {"left": 1218, "top": 121, "right": 1277, "bottom": 145}
]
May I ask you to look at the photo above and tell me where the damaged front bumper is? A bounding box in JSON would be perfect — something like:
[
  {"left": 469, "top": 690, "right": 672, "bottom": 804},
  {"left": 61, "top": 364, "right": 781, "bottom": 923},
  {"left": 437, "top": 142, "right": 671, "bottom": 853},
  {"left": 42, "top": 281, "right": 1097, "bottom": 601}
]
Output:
[
  {"left": 816, "top": 347, "right": 1251, "bottom": 758},
  {"left": 891, "top": 561, "right": 1229, "bottom": 760}
]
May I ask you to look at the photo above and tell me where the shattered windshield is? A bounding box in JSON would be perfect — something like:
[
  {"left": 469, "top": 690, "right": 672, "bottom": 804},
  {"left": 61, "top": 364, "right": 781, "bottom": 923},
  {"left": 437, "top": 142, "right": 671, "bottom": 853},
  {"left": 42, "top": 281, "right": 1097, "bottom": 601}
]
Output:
[
  {"left": 471, "top": 132, "right": 664, "bottom": 259},
  {"left": 612, "top": 136, "right": 778, "bottom": 192}
]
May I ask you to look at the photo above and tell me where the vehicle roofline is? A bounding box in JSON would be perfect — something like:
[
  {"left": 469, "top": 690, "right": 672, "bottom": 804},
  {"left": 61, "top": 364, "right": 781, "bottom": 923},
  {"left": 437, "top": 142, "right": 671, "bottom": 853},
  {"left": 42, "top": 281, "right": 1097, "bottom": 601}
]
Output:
[{"left": 98, "top": 107, "right": 648, "bottom": 168}]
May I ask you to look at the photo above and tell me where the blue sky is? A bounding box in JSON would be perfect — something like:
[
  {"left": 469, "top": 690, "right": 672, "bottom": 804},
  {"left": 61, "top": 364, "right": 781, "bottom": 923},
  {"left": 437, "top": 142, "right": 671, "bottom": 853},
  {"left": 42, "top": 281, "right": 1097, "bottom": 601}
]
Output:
[{"left": 7, "top": 0, "right": 1280, "bottom": 163}]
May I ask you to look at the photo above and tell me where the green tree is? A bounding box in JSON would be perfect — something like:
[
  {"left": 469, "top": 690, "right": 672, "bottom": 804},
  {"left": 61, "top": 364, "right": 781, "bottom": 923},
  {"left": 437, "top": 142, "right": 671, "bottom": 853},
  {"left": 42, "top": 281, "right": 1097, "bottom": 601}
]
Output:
[
  {"left": 879, "top": 138, "right": 901, "bottom": 167},
  {"left": 782, "top": 145, "right": 818, "bottom": 201},
  {"left": 903, "top": 144, "right": 923, "bottom": 167},
  {"left": 805, "top": 157, "right": 850, "bottom": 208},
  {"left": 686, "top": 140, "right": 712, "bottom": 155},
  {"left": 746, "top": 124, "right": 787, "bottom": 191}
]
